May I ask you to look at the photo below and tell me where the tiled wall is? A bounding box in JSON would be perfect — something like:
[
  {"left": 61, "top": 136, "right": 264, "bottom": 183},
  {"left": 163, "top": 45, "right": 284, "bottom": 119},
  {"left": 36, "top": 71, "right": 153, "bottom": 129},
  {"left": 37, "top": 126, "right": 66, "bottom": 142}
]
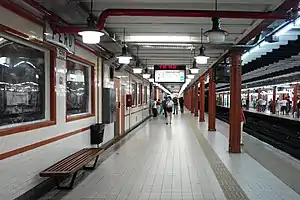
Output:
[
  {"left": 0, "top": 6, "right": 151, "bottom": 199},
  {"left": 0, "top": 6, "right": 100, "bottom": 199}
]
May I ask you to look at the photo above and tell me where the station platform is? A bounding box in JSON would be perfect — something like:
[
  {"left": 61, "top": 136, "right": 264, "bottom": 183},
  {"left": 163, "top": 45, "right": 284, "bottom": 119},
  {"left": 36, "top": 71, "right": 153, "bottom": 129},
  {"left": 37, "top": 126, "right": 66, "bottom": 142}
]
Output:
[
  {"left": 40, "top": 113, "right": 300, "bottom": 200},
  {"left": 246, "top": 107, "right": 300, "bottom": 122}
]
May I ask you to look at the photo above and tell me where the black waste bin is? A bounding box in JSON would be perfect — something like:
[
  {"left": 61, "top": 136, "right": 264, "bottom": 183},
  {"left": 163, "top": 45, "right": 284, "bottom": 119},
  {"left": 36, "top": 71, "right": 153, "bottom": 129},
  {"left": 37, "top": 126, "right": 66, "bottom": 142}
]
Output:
[{"left": 90, "top": 123, "right": 105, "bottom": 145}]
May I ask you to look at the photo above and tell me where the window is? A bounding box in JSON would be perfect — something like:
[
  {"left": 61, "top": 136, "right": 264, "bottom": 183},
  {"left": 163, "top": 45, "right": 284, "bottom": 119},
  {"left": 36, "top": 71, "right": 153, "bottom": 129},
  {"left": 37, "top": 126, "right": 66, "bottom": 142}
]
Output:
[
  {"left": 144, "top": 86, "right": 147, "bottom": 103},
  {"left": 66, "top": 59, "right": 90, "bottom": 116},
  {"left": 0, "top": 37, "right": 46, "bottom": 126},
  {"left": 131, "top": 82, "right": 137, "bottom": 106},
  {"left": 138, "top": 84, "right": 142, "bottom": 105}
]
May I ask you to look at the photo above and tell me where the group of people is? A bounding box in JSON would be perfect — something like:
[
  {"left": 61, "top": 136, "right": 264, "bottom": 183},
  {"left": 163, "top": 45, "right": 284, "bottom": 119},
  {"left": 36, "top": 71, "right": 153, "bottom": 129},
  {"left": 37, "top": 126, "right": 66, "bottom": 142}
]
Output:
[{"left": 151, "top": 96, "right": 184, "bottom": 125}]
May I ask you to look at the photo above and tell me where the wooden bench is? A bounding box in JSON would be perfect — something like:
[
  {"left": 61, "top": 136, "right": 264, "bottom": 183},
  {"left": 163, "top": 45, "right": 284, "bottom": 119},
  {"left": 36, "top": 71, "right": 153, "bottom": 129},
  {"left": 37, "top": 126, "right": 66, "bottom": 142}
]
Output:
[{"left": 40, "top": 148, "right": 104, "bottom": 189}]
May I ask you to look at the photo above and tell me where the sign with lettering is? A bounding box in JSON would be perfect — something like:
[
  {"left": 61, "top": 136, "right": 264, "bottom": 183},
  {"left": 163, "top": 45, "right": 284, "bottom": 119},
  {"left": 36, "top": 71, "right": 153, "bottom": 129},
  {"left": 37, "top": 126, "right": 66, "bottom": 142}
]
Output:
[
  {"left": 154, "top": 65, "right": 186, "bottom": 83},
  {"left": 44, "top": 23, "right": 75, "bottom": 53}
]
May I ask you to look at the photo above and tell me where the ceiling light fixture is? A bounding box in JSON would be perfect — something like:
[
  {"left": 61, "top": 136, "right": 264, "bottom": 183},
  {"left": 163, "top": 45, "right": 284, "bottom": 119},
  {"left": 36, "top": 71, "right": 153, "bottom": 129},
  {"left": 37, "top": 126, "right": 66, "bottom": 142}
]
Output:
[
  {"left": 143, "top": 59, "right": 151, "bottom": 79},
  {"left": 195, "top": 29, "right": 210, "bottom": 64},
  {"left": 204, "top": 0, "right": 228, "bottom": 44},
  {"left": 78, "top": 0, "right": 104, "bottom": 44},
  {"left": 190, "top": 49, "right": 199, "bottom": 74},
  {"left": 132, "top": 46, "right": 143, "bottom": 73},
  {"left": 117, "top": 28, "right": 132, "bottom": 64},
  {"left": 127, "top": 36, "right": 194, "bottom": 43}
]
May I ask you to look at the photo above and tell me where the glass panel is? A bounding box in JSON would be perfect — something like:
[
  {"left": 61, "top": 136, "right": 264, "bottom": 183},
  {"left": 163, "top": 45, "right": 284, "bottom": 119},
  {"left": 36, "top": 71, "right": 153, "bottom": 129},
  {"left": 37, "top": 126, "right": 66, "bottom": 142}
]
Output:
[
  {"left": 132, "top": 82, "right": 136, "bottom": 106},
  {"left": 144, "top": 86, "right": 147, "bottom": 103},
  {"left": 66, "top": 60, "right": 89, "bottom": 116},
  {"left": 0, "top": 37, "right": 45, "bottom": 126}
]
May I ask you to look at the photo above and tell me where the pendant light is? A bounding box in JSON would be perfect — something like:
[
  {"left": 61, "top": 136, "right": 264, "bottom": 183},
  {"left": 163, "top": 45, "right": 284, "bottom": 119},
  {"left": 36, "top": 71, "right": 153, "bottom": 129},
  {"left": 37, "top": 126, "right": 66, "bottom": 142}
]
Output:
[
  {"left": 132, "top": 46, "right": 143, "bottom": 73},
  {"left": 204, "top": 0, "right": 228, "bottom": 44},
  {"left": 78, "top": 0, "right": 104, "bottom": 44},
  {"left": 186, "top": 59, "right": 195, "bottom": 79},
  {"left": 117, "top": 29, "right": 132, "bottom": 64},
  {"left": 195, "top": 29, "right": 210, "bottom": 64},
  {"left": 190, "top": 48, "right": 199, "bottom": 74},
  {"left": 143, "top": 59, "right": 151, "bottom": 79}
]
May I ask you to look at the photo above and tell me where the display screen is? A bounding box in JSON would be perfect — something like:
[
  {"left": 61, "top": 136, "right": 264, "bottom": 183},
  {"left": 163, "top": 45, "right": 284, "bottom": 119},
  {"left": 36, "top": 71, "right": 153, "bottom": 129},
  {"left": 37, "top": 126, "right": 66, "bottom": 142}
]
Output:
[{"left": 154, "top": 65, "right": 186, "bottom": 83}]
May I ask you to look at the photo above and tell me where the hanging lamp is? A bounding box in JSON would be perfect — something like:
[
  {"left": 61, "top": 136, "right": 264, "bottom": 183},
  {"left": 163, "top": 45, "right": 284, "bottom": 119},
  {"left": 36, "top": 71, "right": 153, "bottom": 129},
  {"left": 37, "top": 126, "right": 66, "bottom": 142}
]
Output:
[
  {"left": 204, "top": 0, "right": 229, "bottom": 44},
  {"left": 186, "top": 59, "right": 195, "bottom": 79},
  {"left": 78, "top": 0, "right": 104, "bottom": 44},
  {"left": 117, "top": 28, "right": 132, "bottom": 64},
  {"left": 190, "top": 48, "right": 199, "bottom": 74},
  {"left": 195, "top": 29, "right": 210, "bottom": 64},
  {"left": 132, "top": 46, "right": 143, "bottom": 73},
  {"left": 143, "top": 59, "right": 151, "bottom": 79}
]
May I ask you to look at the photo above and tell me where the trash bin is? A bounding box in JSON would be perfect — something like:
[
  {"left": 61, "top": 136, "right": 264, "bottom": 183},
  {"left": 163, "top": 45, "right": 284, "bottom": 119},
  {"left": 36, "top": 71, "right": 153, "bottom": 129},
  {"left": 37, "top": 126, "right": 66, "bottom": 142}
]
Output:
[{"left": 90, "top": 123, "right": 105, "bottom": 145}]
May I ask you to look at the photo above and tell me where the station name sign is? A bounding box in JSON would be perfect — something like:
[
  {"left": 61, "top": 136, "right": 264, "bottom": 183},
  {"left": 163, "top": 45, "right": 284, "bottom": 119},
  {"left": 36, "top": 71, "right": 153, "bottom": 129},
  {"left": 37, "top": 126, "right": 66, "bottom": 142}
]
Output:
[{"left": 44, "top": 23, "right": 75, "bottom": 54}]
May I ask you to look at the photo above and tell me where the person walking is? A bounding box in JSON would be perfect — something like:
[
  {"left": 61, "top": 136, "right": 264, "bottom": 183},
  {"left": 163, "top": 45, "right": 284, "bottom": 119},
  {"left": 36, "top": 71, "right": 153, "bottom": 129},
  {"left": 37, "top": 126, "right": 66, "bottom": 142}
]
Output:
[
  {"left": 173, "top": 97, "right": 179, "bottom": 115},
  {"left": 165, "top": 96, "right": 174, "bottom": 125},
  {"left": 179, "top": 97, "right": 184, "bottom": 113},
  {"left": 161, "top": 96, "right": 167, "bottom": 117},
  {"left": 276, "top": 98, "right": 281, "bottom": 115},
  {"left": 152, "top": 98, "right": 158, "bottom": 117},
  {"left": 240, "top": 105, "right": 246, "bottom": 146},
  {"left": 280, "top": 98, "right": 288, "bottom": 115},
  {"left": 156, "top": 99, "right": 161, "bottom": 115}
]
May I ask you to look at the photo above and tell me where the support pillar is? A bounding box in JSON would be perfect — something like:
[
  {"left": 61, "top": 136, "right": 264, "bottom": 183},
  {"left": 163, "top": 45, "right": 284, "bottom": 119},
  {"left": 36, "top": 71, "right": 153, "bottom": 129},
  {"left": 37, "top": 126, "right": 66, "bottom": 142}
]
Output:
[
  {"left": 257, "top": 88, "right": 261, "bottom": 112},
  {"left": 194, "top": 83, "right": 199, "bottom": 117},
  {"left": 272, "top": 86, "right": 276, "bottom": 114},
  {"left": 191, "top": 86, "right": 195, "bottom": 113},
  {"left": 229, "top": 51, "right": 242, "bottom": 153},
  {"left": 208, "top": 68, "right": 216, "bottom": 131},
  {"left": 199, "top": 76, "right": 205, "bottom": 122},
  {"left": 293, "top": 83, "right": 298, "bottom": 114}
]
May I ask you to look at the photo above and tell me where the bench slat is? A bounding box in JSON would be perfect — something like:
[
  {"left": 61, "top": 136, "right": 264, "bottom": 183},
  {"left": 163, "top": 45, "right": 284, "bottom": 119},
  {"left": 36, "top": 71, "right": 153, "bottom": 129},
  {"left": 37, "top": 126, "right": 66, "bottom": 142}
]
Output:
[
  {"left": 43, "top": 149, "right": 89, "bottom": 172},
  {"left": 59, "top": 150, "right": 98, "bottom": 172},
  {"left": 40, "top": 148, "right": 103, "bottom": 177}
]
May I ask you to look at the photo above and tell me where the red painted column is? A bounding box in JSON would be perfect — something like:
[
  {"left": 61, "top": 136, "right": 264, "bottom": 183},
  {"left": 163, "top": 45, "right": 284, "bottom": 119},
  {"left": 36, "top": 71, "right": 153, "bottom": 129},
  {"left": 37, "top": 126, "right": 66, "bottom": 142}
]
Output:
[
  {"left": 208, "top": 68, "right": 216, "bottom": 131},
  {"left": 272, "top": 86, "right": 276, "bottom": 114},
  {"left": 194, "top": 83, "right": 199, "bottom": 117},
  {"left": 188, "top": 88, "right": 192, "bottom": 111},
  {"left": 229, "top": 51, "right": 242, "bottom": 153},
  {"left": 191, "top": 86, "right": 195, "bottom": 113},
  {"left": 293, "top": 83, "right": 298, "bottom": 113},
  {"left": 199, "top": 76, "right": 205, "bottom": 122}
]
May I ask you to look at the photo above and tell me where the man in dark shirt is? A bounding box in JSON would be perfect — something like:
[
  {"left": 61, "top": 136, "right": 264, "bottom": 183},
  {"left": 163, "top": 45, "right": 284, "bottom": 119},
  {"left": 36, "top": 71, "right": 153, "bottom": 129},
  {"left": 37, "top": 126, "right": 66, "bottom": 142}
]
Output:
[
  {"left": 161, "top": 96, "right": 167, "bottom": 118},
  {"left": 179, "top": 97, "right": 184, "bottom": 113},
  {"left": 173, "top": 97, "right": 179, "bottom": 114}
]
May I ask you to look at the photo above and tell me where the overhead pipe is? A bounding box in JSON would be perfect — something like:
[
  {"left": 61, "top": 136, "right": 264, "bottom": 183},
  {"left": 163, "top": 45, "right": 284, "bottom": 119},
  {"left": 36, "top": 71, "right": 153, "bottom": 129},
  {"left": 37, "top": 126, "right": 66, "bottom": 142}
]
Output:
[{"left": 54, "top": 8, "right": 290, "bottom": 33}]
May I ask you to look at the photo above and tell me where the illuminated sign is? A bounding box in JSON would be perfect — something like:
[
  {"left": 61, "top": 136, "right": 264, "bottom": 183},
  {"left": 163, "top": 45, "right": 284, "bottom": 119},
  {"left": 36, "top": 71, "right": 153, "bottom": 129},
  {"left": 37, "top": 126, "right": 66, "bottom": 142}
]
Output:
[{"left": 154, "top": 65, "right": 186, "bottom": 83}]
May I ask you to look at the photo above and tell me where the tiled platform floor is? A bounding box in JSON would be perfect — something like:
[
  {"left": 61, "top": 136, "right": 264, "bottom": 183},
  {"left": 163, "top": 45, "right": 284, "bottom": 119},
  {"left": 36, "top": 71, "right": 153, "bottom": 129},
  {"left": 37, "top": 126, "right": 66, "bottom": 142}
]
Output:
[{"left": 40, "top": 113, "right": 300, "bottom": 200}]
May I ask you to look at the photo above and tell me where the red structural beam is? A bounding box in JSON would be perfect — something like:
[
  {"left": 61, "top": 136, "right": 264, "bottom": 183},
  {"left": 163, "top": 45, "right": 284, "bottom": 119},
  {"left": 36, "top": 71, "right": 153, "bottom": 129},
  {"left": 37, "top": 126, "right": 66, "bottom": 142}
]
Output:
[
  {"left": 229, "top": 51, "right": 242, "bottom": 153},
  {"left": 54, "top": 8, "right": 289, "bottom": 33},
  {"left": 194, "top": 83, "right": 199, "bottom": 117},
  {"left": 208, "top": 68, "right": 216, "bottom": 131},
  {"left": 199, "top": 76, "right": 205, "bottom": 122}
]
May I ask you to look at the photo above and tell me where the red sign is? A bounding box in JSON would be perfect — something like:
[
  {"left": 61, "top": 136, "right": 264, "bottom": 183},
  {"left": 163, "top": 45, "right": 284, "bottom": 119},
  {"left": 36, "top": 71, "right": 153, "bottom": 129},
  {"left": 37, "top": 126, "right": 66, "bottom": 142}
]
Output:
[{"left": 159, "top": 65, "right": 178, "bottom": 70}]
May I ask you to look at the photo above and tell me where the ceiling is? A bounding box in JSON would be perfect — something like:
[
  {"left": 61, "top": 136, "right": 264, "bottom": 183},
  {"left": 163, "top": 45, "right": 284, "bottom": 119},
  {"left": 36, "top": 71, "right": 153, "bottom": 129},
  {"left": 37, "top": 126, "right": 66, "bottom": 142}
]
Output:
[{"left": 18, "top": 0, "right": 290, "bottom": 93}]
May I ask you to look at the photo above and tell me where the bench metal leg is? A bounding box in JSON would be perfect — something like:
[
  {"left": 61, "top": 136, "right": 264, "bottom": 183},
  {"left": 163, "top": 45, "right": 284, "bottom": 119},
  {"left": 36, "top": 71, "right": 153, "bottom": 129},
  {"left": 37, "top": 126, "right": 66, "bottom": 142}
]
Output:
[
  {"left": 83, "top": 155, "right": 99, "bottom": 170},
  {"left": 54, "top": 171, "right": 78, "bottom": 190}
]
